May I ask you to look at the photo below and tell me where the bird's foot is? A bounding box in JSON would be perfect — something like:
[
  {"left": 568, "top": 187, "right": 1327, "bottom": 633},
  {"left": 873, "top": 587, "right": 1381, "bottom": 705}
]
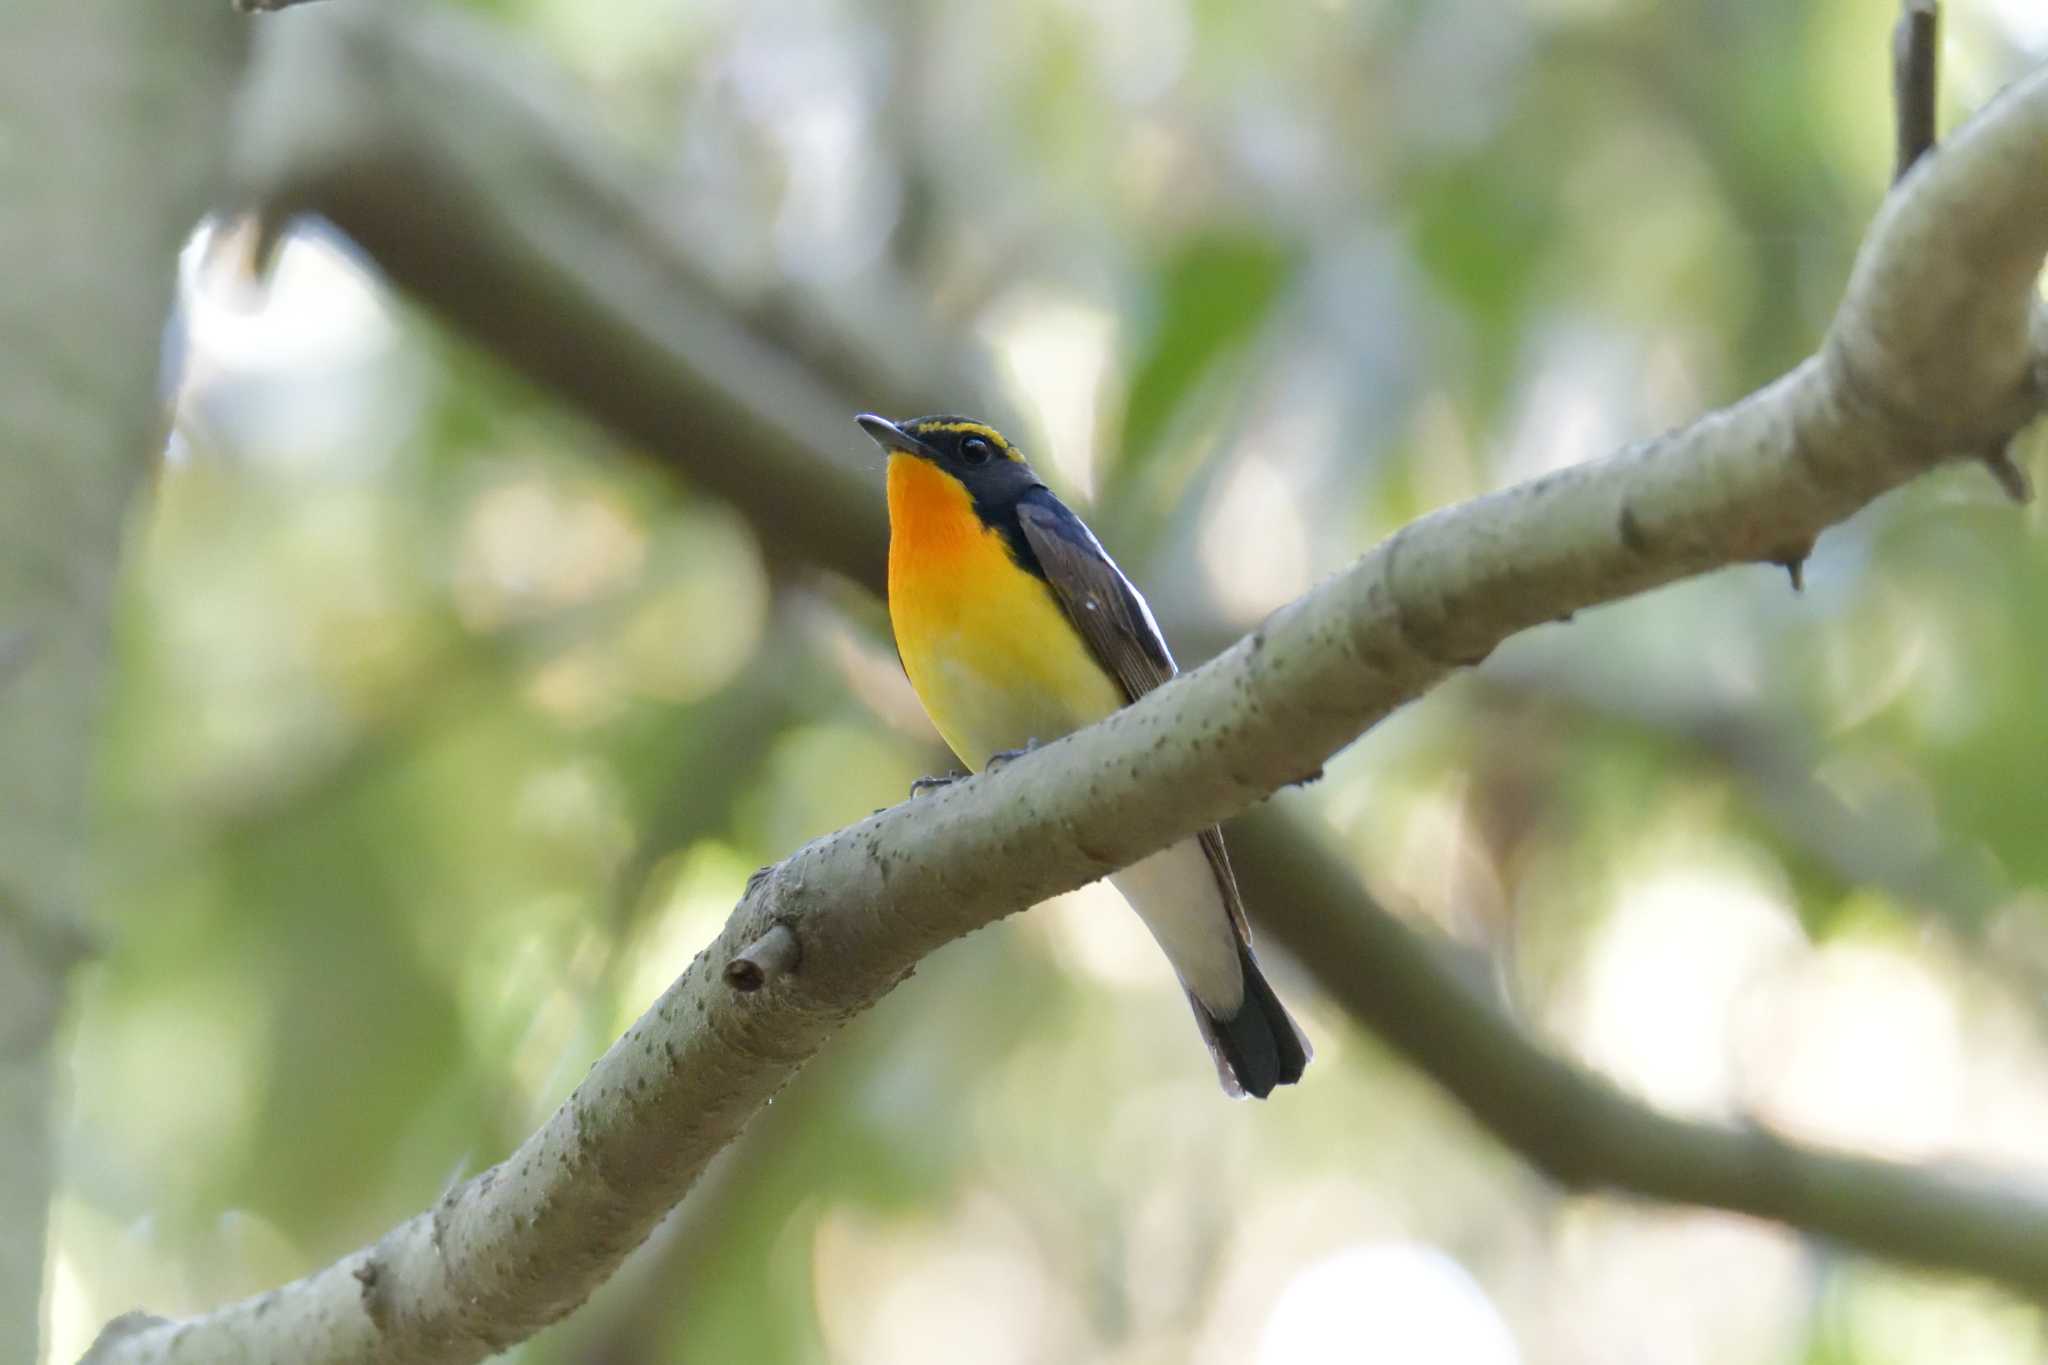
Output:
[
  {"left": 984, "top": 738, "right": 1043, "bottom": 773},
  {"left": 909, "top": 770, "right": 967, "bottom": 798}
]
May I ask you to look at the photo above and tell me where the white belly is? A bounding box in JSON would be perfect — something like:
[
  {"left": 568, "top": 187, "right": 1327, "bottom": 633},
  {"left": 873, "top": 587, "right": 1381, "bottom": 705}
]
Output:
[{"left": 1110, "top": 838, "right": 1246, "bottom": 1015}]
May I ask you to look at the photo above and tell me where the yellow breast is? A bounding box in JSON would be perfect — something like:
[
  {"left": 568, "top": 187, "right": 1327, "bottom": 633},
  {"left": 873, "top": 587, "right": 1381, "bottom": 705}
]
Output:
[{"left": 886, "top": 454, "right": 1125, "bottom": 771}]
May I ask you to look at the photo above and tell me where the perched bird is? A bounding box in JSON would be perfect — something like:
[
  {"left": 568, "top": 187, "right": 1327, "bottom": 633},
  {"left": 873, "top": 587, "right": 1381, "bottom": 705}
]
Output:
[{"left": 858, "top": 412, "right": 1310, "bottom": 1098}]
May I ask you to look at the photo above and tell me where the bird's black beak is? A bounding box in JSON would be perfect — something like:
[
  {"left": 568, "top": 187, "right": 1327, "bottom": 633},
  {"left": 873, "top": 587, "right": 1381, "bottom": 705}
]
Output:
[{"left": 856, "top": 413, "right": 937, "bottom": 460}]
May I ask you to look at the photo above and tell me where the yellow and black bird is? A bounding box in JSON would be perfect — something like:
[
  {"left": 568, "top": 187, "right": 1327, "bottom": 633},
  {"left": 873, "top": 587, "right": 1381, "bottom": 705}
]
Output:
[{"left": 858, "top": 412, "right": 1310, "bottom": 1098}]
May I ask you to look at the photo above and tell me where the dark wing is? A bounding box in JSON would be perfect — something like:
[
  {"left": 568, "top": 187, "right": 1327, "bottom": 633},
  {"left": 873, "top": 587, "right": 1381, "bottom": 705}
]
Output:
[
  {"left": 1016, "top": 492, "right": 1175, "bottom": 700},
  {"left": 1016, "top": 492, "right": 1251, "bottom": 942}
]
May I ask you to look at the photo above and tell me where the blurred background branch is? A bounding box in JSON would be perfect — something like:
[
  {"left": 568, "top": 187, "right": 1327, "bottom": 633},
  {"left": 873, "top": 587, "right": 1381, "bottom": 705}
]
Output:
[
  {"left": 1, "top": 6, "right": 244, "bottom": 1363},
  {"left": 1233, "top": 811, "right": 2048, "bottom": 1295},
  {"left": 1896, "top": 0, "right": 1942, "bottom": 182},
  {"left": 230, "top": 3, "right": 997, "bottom": 596}
]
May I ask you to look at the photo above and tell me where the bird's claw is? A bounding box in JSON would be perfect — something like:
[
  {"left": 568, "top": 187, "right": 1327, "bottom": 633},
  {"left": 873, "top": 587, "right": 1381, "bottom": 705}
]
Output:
[
  {"left": 910, "top": 742, "right": 1040, "bottom": 796},
  {"left": 910, "top": 770, "right": 966, "bottom": 798},
  {"left": 984, "top": 738, "right": 1043, "bottom": 773}
]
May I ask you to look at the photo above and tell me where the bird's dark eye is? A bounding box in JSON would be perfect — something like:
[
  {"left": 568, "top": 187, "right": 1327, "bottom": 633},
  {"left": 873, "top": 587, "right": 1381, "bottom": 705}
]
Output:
[{"left": 960, "top": 436, "right": 993, "bottom": 466}]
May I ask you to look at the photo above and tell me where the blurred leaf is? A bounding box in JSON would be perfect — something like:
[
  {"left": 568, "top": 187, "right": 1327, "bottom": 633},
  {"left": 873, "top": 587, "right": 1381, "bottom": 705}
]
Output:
[
  {"left": 1404, "top": 152, "right": 1554, "bottom": 378},
  {"left": 1112, "top": 232, "right": 1296, "bottom": 486}
]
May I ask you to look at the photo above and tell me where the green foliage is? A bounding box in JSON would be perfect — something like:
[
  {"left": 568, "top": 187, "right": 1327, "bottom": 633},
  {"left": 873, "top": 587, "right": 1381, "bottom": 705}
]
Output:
[{"left": 1110, "top": 231, "right": 1297, "bottom": 488}]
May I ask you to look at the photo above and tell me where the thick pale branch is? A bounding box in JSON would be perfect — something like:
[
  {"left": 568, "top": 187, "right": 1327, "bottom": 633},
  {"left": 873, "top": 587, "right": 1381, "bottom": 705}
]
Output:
[{"left": 92, "top": 34, "right": 2048, "bottom": 1361}]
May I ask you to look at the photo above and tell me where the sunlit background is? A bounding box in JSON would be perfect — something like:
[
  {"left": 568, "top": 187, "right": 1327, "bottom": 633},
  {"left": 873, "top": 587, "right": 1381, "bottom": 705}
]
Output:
[{"left": 46, "top": 0, "right": 2048, "bottom": 1361}]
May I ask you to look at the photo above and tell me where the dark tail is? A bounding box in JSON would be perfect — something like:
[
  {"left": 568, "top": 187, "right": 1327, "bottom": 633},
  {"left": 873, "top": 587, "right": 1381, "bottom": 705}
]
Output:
[{"left": 1190, "top": 941, "right": 1311, "bottom": 1099}]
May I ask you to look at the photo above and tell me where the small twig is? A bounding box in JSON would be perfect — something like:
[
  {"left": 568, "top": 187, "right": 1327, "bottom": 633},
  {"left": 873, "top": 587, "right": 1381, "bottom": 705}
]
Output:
[
  {"left": 233, "top": 0, "right": 335, "bottom": 12},
  {"left": 1980, "top": 446, "right": 2034, "bottom": 503},
  {"left": 1891, "top": 1, "right": 2033, "bottom": 503},
  {"left": 722, "top": 924, "right": 800, "bottom": 993},
  {"left": 1767, "top": 540, "right": 1815, "bottom": 592},
  {"left": 1894, "top": 0, "right": 1940, "bottom": 183}
]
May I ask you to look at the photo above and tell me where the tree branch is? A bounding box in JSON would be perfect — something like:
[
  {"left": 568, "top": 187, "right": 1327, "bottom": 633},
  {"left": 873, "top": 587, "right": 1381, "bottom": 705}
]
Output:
[
  {"left": 1889, "top": 0, "right": 2035, "bottom": 504},
  {"left": 228, "top": 4, "right": 1000, "bottom": 599},
  {"left": 4, "top": 5, "right": 244, "bottom": 1363},
  {"left": 90, "top": 27, "right": 2048, "bottom": 1357},
  {"left": 1228, "top": 807, "right": 2048, "bottom": 1284},
  {"left": 1895, "top": 0, "right": 1940, "bottom": 183}
]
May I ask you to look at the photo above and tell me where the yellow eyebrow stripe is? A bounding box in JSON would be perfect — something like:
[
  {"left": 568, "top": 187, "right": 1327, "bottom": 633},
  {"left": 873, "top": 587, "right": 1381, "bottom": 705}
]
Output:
[{"left": 916, "top": 420, "right": 1025, "bottom": 462}]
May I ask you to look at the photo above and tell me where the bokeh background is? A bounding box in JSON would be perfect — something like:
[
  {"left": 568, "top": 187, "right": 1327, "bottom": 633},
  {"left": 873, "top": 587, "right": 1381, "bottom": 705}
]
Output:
[{"left": 45, "top": 0, "right": 2048, "bottom": 1361}]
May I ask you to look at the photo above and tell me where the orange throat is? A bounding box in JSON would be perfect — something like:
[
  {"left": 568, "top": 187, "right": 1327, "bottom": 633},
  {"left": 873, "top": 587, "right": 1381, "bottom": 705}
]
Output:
[
  {"left": 886, "top": 452, "right": 985, "bottom": 575},
  {"left": 887, "top": 450, "right": 997, "bottom": 663}
]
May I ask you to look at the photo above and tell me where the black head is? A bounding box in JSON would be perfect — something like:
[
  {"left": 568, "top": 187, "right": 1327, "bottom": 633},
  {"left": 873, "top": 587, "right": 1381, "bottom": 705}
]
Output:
[{"left": 856, "top": 413, "right": 1043, "bottom": 502}]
